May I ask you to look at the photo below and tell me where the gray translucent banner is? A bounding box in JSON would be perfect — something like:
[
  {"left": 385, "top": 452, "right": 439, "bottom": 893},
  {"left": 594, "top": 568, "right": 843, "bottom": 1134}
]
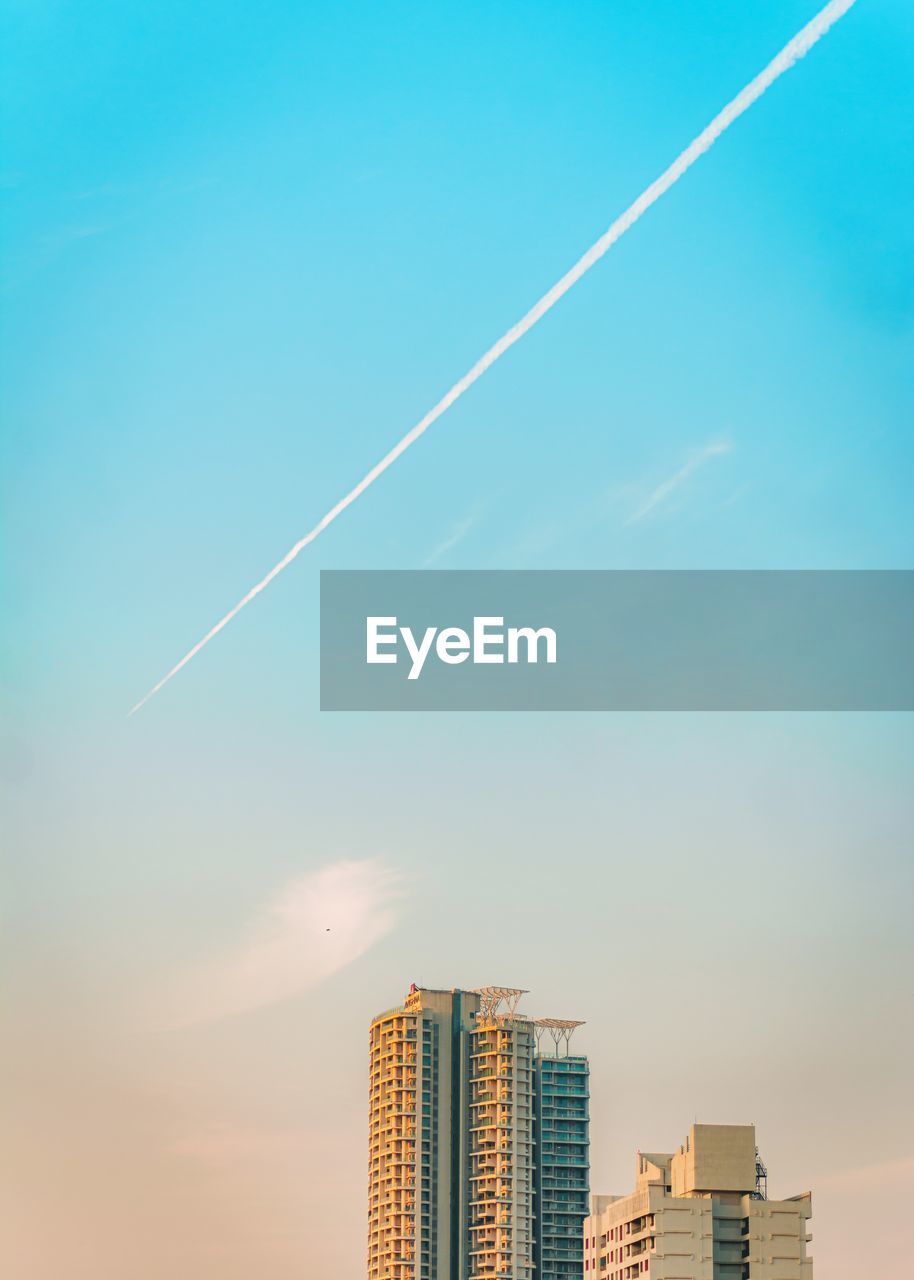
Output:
[{"left": 319, "top": 571, "right": 914, "bottom": 711}]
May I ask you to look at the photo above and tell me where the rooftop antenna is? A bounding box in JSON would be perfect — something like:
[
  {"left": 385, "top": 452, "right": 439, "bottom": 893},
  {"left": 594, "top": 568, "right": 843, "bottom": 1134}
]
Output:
[
  {"left": 533, "top": 1018, "right": 585, "bottom": 1056},
  {"left": 473, "top": 986, "right": 529, "bottom": 1024}
]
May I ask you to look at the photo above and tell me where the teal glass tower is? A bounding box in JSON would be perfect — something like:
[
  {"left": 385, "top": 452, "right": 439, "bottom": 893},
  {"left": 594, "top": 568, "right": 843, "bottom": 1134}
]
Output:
[{"left": 532, "top": 1028, "right": 590, "bottom": 1280}]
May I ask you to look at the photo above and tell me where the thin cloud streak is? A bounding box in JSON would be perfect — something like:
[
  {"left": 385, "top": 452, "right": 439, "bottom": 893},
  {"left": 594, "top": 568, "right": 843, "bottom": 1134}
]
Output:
[
  {"left": 814, "top": 1155, "right": 914, "bottom": 1192},
  {"left": 628, "top": 439, "right": 733, "bottom": 523},
  {"left": 129, "top": 0, "right": 858, "bottom": 715},
  {"left": 167, "top": 858, "right": 404, "bottom": 1027},
  {"left": 423, "top": 507, "right": 481, "bottom": 566}
]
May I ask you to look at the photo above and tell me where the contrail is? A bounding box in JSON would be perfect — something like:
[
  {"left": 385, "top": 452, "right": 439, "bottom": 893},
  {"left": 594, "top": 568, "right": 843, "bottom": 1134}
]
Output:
[{"left": 129, "top": 0, "right": 857, "bottom": 715}]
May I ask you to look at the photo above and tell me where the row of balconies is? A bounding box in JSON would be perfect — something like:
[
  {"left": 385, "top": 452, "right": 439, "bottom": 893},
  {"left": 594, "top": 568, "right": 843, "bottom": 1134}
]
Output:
[
  {"left": 374, "top": 1034, "right": 417, "bottom": 1050},
  {"left": 469, "top": 1191, "right": 514, "bottom": 1206},
  {"left": 470, "top": 1043, "right": 528, "bottom": 1058}
]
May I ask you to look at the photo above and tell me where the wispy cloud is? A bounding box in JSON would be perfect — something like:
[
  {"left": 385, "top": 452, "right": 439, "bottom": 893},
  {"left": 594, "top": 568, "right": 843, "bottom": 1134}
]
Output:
[
  {"left": 169, "top": 859, "right": 404, "bottom": 1026},
  {"left": 39, "top": 223, "right": 111, "bottom": 255},
  {"left": 423, "top": 507, "right": 481, "bottom": 566},
  {"left": 69, "top": 176, "right": 218, "bottom": 202},
  {"left": 627, "top": 439, "right": 733, "bottom": 524},
  {"left": 814, "top": 1155, "right": 914, "bottom": 1192},
  {"left": 128, "top": 0, "right": 857, "bottom": 714}
]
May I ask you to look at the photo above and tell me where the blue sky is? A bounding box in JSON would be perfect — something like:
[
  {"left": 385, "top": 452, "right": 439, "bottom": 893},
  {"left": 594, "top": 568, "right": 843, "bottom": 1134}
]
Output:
[
  {"left": 4, "top": 0, "right": 913, "bottom": 724},
  {"left": 3, "top": 3, "right": 914, "bottom": 1277}
]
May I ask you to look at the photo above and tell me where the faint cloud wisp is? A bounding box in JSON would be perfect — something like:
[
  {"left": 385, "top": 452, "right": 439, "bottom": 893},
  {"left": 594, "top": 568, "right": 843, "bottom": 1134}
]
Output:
[
  {"left": 170, "top": 859, "right": 404, "bottom": 1027},
  {"left": 815, "top": 1155, "right": 914, "bottom": 1192},
  {"left": 423, "top": 507, "right": 482, "bottom": 566},
  {"left": 627, "top": 439, "right": 733, "bottom": 524}
]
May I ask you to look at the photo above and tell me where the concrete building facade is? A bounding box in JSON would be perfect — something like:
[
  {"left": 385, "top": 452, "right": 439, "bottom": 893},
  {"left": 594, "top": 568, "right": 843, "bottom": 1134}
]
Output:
[
  {"left": 368, "top": 986, "right": 481, "bottom": 1280},
  {"left": 368, "top": 985, "right": 589, "bottom": 1280},
  {"left": 583, "top": 1124, "right": 812, "bottom": 1280},
  {"left": 467, "top": 1003, "right": 536, "bottom": 1278}
]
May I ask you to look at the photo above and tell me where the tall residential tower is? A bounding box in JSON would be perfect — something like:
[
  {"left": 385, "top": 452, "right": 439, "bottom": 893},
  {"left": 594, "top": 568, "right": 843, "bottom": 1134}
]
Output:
[
  {"left": 367, "top": 985, "right": 589, "bottom": 1280},
  {"left": 532, "top": 1026, "right": 590, "bottom": 1280}
]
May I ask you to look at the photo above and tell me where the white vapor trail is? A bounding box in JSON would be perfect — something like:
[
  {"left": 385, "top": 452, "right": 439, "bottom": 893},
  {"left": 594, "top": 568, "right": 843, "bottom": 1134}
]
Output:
[{"left": 129, "top": 0, "right": 857, "bottom": 715}]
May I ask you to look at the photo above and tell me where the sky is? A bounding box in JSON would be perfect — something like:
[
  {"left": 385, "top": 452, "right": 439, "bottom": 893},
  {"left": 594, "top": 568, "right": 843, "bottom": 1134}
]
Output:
[{"left": 2, "top": 1, "right": 913, "bottom": 1276}]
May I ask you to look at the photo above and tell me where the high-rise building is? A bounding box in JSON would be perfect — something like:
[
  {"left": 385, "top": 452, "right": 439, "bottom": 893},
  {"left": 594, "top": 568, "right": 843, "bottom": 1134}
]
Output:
[
  {"left": 367, "top": 985, "right": 589, "bottom": 1280},
  {"left": 368, "top": 986, "right": 480, "bottom": 1280},
  {"left": 583, "top": 1123, "right": 813, "bottom": 1280},
  {"left": 533, "top": 1041, "right": 590, "bottom": 1280},
  {"left": 467, "top": 990, "right": 536, "bottom": 1278}
]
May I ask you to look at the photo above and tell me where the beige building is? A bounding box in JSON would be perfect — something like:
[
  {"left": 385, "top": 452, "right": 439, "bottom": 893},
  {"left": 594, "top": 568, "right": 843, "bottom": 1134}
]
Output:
[
  {"left": 583, "top": 1124, "right": 812, "bottom": 1280},
  {"left": 368, "top": 986, "right": 478, "bottom": 1280},
  {"left": 466, "top": 998, "right": 536, "bottom": 1278}
]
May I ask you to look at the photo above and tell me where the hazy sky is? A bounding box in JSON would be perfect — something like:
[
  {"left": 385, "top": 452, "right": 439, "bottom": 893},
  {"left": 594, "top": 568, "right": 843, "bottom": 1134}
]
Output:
[{"left": 3, "top": 2, "right": 913, "bottom": 1277}]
